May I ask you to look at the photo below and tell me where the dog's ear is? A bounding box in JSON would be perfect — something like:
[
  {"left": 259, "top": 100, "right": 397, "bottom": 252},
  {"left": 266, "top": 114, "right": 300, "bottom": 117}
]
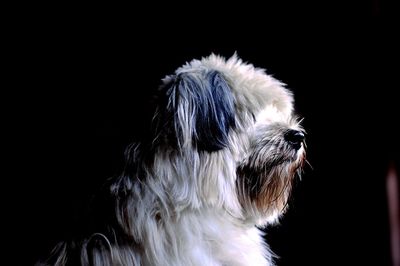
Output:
[
  {"left": 157, "top": 70, "right": 235, "bottom": 152},
  {"left": 191, "top": 71, "right": 236, "bottom": 151}
]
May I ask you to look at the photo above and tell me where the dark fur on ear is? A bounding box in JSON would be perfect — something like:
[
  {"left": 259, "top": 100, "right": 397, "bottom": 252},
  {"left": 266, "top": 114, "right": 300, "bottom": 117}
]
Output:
[{"left": 154, "top": 70, "right": 235, "bottom": 152}]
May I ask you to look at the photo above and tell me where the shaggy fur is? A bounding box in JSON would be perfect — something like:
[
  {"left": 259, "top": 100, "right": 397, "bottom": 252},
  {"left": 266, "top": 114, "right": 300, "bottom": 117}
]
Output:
[{"left": 38, "top": 54, "right": 306, "bottom": 266}]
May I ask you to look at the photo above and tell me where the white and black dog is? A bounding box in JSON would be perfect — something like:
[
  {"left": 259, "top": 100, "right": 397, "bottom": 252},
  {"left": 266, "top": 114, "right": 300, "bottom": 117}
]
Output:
[{"left": 38, "top": 54, "right": 306, "bottom": 266}]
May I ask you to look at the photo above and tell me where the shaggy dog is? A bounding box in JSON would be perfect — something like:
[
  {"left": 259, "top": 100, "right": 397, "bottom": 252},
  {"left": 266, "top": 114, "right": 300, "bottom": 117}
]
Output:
[{"left": 38, "top": 54, "right": 306, "bottom": 266}]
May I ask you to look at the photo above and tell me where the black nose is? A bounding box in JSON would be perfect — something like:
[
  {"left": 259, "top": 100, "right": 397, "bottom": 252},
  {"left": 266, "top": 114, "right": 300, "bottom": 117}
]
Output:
[{"left": 284, "top": 130, "right": 305, "bottom": 149}]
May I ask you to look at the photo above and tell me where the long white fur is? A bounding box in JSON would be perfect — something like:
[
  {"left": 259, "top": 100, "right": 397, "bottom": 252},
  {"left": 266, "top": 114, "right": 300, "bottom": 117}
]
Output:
[
  {"left": 39, "top": 54, "right": 304, "bottom": 266},
  {"left": 122, "top": 54, "right": 299, "bottom": 265}
]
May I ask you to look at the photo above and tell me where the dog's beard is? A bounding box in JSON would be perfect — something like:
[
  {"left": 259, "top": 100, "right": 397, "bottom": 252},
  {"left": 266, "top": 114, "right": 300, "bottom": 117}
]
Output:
[{"left": 236, "top": 123, "right": 306, "bottom": 220}]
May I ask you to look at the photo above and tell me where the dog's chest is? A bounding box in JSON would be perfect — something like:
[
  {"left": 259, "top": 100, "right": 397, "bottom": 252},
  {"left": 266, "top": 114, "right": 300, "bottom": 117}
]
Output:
[{"left": 145, "top": 212, "right": 271, "bottom": 266}]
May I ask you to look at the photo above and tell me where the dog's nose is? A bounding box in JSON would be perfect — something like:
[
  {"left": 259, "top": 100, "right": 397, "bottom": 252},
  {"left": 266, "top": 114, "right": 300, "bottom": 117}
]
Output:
[{"left": 284, "top": 130, "right": 305, "bottom": 150}]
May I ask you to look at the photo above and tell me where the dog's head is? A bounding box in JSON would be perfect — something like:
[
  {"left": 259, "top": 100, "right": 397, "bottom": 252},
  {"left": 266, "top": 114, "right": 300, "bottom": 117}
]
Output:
[{"left": 148, "top": 54, "right": 305, "bottom": 225}]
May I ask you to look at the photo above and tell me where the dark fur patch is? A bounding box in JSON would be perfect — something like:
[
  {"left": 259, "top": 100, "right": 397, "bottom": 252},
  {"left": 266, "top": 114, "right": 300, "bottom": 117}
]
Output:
[
  {"left": 194, "top": 71, "right": 236, "bottom": 151},
  {"left": 154, "top": 70, "right": 235, "bottom": 152}
]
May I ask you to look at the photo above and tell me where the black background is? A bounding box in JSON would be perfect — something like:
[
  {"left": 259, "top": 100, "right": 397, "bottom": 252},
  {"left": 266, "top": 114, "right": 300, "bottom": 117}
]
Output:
[{"left": 7, "top": 2, "right": 399, "bottom": 265}]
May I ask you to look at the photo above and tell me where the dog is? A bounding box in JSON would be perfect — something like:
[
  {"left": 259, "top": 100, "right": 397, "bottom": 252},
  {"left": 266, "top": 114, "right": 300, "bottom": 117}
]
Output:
[{"left": 38, "top": 54, "right": 306, "bottom": 266}]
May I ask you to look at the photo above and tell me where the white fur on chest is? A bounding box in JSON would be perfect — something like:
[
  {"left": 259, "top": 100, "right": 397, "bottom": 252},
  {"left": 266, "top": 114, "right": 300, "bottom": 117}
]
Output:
[{"left": 141, "top": 209, "right": 272, "bottom": 266}]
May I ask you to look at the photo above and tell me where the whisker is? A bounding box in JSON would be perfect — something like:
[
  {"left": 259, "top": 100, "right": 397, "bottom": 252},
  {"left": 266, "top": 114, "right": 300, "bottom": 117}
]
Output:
[{"left": 305, "top": 159, "right": 313, "bottom": 170}]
